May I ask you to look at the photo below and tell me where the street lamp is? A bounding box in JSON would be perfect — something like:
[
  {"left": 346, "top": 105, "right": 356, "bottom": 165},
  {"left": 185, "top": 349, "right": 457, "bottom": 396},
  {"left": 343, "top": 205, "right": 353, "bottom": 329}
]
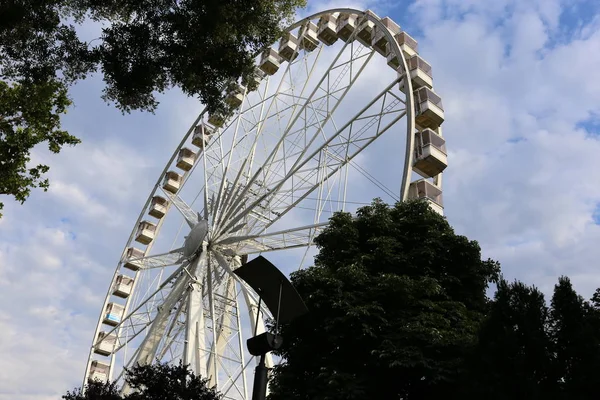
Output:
[{"left": 233, "top": 256, "right": 308, "bottom": 400}]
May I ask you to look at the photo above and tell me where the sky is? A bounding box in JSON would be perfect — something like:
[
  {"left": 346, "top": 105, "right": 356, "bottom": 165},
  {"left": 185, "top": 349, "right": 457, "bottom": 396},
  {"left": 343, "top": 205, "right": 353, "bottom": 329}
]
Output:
[{"left": 2, "top": 0, "right": 600, "bottom": 398}]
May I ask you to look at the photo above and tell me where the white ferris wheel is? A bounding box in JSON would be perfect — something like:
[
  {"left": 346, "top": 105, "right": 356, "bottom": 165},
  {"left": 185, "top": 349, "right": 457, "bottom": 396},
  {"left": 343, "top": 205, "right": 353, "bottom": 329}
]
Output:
[{"left": 83, "top": 8, "right": 447, "bottom": 400}]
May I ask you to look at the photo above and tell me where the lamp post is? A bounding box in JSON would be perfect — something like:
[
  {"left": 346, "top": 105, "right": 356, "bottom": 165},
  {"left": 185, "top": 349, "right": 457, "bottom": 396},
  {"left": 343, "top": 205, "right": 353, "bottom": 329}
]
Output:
[{"left": 233, "top": 256, "right": 308, "bottom": 400}]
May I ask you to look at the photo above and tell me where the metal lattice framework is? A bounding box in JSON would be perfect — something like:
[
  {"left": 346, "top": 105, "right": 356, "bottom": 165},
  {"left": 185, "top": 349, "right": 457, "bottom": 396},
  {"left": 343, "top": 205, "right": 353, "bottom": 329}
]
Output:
[{"left": 83, "top": 8, "right": 447, "bottom": 400}]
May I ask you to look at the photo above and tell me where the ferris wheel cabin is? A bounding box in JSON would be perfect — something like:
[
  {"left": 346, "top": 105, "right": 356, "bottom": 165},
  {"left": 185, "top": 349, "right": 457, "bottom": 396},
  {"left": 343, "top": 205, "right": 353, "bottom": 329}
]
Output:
[
  {"left": 259, "top": 48, "right": 281, "bottom": 75},
  {"left": 192, "top": 124, "right": 214, "bottom": 149},
  {"left": 225, "top": 84, "right": 246, "bottom": 108},
  {"left": 279, "top": 32, "right": 299, "bottom": 61},
  {"left": 396, "top": 31, "right": 418, "bottom": 59},
  {"left": 112, "top": 274, "right": 134, "bottom": 298},
  {"left": 176, "top": 147, "right": 197, "bottom": 172},
  {"left": 301, "top": 22, "right": 319, "bottom": 51},
  {"left": 355, "top": 12, "right": 375, "bottom": 47},
  {"left": 94, "top": 332, "right": 117, "bottom": 356},
  {"left": 372, "top": 17, "right": 401, "bottom": 56},
  {"left": 103, "top": 303, "right": 125, "bottom": 326},
  {"left": 336, "top": 13, "right": 358, "bottom": 41},
  {"left": 149, "top": 196, "right": 168, "bottom": 219},
  {"left": 317, "top": 15, "right": 339, "bottom": 45},
  {"left": 413, "top": 129, "right": 447, "bottom": 178},
  {"left": 414, "top": 87, "right": 445, "bottom": 130},
  {"left": 123, "top": 247, "right": 144, "bottom": 271},
  {"left": 408, "top": 179, "right": 444, "bottom": 215},
  {"left": 207, "top": 112, "right": 226, "bottom": 128},
  {"left": 135, "top": 220, "right": 156, "bottom": 245},
  {"left": 163, "top": 171, "right": 183, "bottom": 194},
  {"left": 407, "top": 55, "right": 433, "bottom": 89},
  {"left": 89, "top": 360, "right": 109, "bottom": 382}
]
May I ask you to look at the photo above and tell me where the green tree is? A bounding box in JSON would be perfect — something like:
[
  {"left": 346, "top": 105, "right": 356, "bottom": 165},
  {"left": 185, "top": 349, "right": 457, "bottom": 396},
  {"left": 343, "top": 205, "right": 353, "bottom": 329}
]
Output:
[
  {"left": 268, "top": 200, "right": 500, "bottom": 400},
  {"left": 549, "top": 276, "right": 600, "bottom": 398},
  {"left": 63, "top": 362, "right": 221, "bottom": 400},
  {"left": 463, "top": 276, "right": 600, "bottom": 400},
  {"left": 1, "top": 0, "right": 304, "bottom": 216},
  {"left": 462, "top": 279, "right": 557, "bottom": 399}
]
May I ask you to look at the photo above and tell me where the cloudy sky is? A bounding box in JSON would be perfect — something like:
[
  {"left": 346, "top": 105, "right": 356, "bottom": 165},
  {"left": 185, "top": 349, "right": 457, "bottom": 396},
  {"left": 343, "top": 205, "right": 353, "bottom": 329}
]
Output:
[{"left": 2, "top": 0, "right": 600, "bottom": 398}]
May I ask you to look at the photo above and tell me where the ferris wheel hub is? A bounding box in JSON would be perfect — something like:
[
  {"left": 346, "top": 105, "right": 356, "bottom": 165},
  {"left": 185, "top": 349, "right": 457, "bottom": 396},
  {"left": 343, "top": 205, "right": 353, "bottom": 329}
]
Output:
[{"left": 183, "top": 219, "right": 209, "bottom": 258}]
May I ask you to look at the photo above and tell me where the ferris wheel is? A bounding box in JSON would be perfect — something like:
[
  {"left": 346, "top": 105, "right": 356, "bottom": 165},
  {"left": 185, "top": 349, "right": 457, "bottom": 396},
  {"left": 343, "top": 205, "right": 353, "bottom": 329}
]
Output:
[{"left": 83, "top": 8, "right": 447, "bottom": 399}]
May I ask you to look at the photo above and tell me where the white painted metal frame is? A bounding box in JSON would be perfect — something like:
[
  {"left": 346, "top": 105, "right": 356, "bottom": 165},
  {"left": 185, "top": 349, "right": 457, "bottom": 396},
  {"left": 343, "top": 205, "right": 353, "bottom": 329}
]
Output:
[{"left": 83, "top": 8, "right": 447, "bottom": 400}]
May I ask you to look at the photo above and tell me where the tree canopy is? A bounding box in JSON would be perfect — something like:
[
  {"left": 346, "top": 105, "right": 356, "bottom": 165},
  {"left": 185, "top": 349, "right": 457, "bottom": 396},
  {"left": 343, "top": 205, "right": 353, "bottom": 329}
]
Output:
[
  {"left": 268, "top": 199, "right": 500, "bottom": 400},
  {"left": 464, "top": 276, "right": 600, "bottom": 399},
  {"left": 0, "top": 0, "right": 304, "bottom": 216},
  {"left": 63, "top": 362, "right": 221, "bottom": 400},
  {"left": 268, "top": 199, "right": 600, "bottom": 400}
]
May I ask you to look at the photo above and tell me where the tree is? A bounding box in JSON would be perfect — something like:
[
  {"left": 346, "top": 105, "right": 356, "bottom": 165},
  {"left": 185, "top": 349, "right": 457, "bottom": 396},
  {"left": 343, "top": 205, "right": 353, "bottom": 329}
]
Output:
[
  {"left": 549, "top": 276, "right": 600, "bottom": 398},
  {"left": 268, "top": 200, "right": 500, "bottom": 400},
  {"left": 63, "top": 362, "right": 221, "bottom": 400},
  {"left": 1, "top": 0, "right": 304, "bottom": 215},
  {"left": 462, "top": 279, "right": 557, "bottom": 399},
  {"left": 463, "top": 276, "right": 600, "bottom": 400},
  {"left": 1, "top": 0, "right": 94, "bottom": 217}
]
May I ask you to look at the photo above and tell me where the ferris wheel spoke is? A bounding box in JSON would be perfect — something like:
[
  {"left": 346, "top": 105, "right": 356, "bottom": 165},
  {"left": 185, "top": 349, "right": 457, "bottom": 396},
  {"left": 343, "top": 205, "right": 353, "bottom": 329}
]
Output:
[
  {"left": 206, "top": 272, "right": 248, "bottom": 398},
  {"left": 126, "top": 248, "right": 185, "bottom": 270},
  {"left": 161, "top": 189, "right": 200, "bottom": 229},
  {"left": 131, "top": 257, "right": 199, "bottom": 366},
  {"left": 215, "top": 221, "right": 328, "bottom": 254}
]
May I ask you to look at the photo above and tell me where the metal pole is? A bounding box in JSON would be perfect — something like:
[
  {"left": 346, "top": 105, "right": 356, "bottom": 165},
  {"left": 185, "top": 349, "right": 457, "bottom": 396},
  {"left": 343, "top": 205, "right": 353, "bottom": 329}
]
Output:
[{"left": 251, "top": 354, "right": 268, "bottom": 400}]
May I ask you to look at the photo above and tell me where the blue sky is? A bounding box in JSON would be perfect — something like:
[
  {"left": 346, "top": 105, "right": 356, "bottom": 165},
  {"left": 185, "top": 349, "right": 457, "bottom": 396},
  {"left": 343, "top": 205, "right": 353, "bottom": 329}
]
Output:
[{"left": 2, "top": 0, "right": 600, "bottom": 398}]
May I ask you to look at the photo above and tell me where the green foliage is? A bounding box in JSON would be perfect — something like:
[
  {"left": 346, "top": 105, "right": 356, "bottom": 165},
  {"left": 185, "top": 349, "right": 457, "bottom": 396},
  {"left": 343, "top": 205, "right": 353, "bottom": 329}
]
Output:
[
  {"left": 0, "top": 0, "right": 305, "bottom": 216},
  {"left": 63, "top": 362, "right": 221, "bottom": 400},
  {"left": 464, "top": 276, "right": 600, "bottom": 399},
  {"left": 84, "top": 0, "right": 305, "bottom": 114},
  {"left": 268, "top": 199, "right": 500, "bottom": 400},
  {"left": 0, "top": 79, "right": 79, "bottom": 217},
  {"left": 549, "top": 277, "right": 600, "bottom": 397},
  {"left": 463, "top": 279, "right": 556, "bottom": 399}
]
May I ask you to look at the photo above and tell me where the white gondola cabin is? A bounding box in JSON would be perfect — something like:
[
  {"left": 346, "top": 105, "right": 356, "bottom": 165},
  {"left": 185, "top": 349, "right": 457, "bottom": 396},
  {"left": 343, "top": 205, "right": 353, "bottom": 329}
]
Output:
[
  {"left": 192, "top": 124, "right": 213, "bottom": 149},
  {"left": 259, "top": 48, "right": 281, "bottom": 75},
  {"left": 413, "top": 129, "right": 447, "bottom": 178},
  {"left": 163, "top": 171, "right": 182, "bottom": 194},
  {"left": 408, "top": 179, "right": 444, "bottom": 215},
  {"left": 176, "top": 147, "right": 197, "bottom": 172},
  {"left": 279, "top": 32, "right": 299, "bottom": 61},
  {"left": 207, "top": 112, "right": 226, "bottom": 128},
  {"left": 336, "top": 13, "right": 357, "bottom": 42},
  {"left": 149, "top": 196, "right": 168, "bottom": 219},
  {"left": 414, "top": 87, "right": 445, "bottom": 130},
  {"left": 225, "top": 85, "right": 245, "bottom": 108},
  {"left": 301, "top": 22, "right": 319, "bottom": 52},
  {"left": 89, "top": 360, "right": 110, "bottom": 382},
  {"left": 372, "top": 17, "right": 401, "bottom": 56},
  {"left": 123, "top": 247, "right": 144, "bottom": 271},
  {"left": 103, "top": 303, "right": 124, "bottom": 326},
  {"left": 94, "top": 332, "right": 117, "bottom": 356},
  {"left": 112, "top": 274, "right": 134, "bottom": 298},
  {"left": 396, "top": 31, "right": 418, "bottom": 58},
  {"left": 406, "top": 55, "right": 433, "bottom": 89},
  {"left": 135, "top": 220, "right": 156, "bottom": 245},
  {"left": 317, "top": 14, "right": 338, "bottom": 45},
  {"left": 355, "top": 12, "right": 376, "bottom": 47},
  {"left": 245, "top": 68, "right": 266, "bottom": 88}
]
